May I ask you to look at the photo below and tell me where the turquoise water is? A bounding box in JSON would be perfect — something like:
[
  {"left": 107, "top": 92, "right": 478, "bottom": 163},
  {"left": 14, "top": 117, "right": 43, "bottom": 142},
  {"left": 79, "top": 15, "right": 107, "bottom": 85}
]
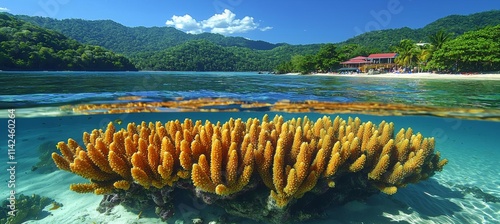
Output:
[
  {"left": 1, "top": 71, "right": 499, "bottom": 224},
  {"left": 1, "top": 71, "right": 499, "bottom": 110}
]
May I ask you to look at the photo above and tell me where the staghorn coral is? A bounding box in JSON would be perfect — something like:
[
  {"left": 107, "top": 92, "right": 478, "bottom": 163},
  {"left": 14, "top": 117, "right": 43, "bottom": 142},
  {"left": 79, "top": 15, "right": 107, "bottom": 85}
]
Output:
[{"left": 53, "top": 115, "right": 447, "bottom": 221}]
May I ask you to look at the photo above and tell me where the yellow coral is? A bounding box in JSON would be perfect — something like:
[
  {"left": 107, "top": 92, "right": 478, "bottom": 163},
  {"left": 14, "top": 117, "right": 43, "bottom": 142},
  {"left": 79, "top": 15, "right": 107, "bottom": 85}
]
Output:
[
  {"left": 52, "top": 152, "right": 70, "bottom": 171},
  {"left": 131, "top": 167, "right": 152, "bottom": 189},
  {"left": 69, "top": 183, "right": 98, "bottom": 193},
  {"left": 349, "top": 154, "right": 366, "bottom": 172},
  {"left": 192, "top": 162, "right": 216, "bottom": 193},
  {"left": 108, "top": 151, "right": 131, "bottom": 179},
  {"left": 113, "top": 180, "right": 131, "bottom": 190},
  {"left": 190, "top": 122, "right": 256, "bottom": 196},
  {"left": 368, "top": 154, "right": 390, "bottom": 180},
  {"left": 53, "top": 115, "right": 447, "bottom": 209}
]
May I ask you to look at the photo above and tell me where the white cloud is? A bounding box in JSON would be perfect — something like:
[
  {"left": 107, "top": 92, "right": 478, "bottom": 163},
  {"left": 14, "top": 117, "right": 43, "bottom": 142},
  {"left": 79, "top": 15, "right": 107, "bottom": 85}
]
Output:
[
  {"left": 260, "top": 26, "right": 273, "bottom": 31},
  {"left": 0, "top": 7, "right": 10, "bottom": 12},
  {"left": 165, "top": 9, "right": 270, "bottom": 35},
  {"left": 165, "top": 14, "right": 203, "bottom": 34}
]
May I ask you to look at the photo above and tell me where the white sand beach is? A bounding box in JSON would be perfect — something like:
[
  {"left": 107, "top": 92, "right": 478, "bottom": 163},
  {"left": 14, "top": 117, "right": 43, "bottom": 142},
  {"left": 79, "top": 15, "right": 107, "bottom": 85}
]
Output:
[{"left": 306, "top": 72, "right": 500, "bottom": 80}]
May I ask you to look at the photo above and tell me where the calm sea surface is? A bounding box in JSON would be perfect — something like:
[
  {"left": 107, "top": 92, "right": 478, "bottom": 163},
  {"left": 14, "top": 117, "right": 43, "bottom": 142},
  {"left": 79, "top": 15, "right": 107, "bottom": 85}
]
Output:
[
  {"left": 1, "top": 71, "right": 499, "bottom": 224},
  {"left": 1, "top": 71, "right": 499, "bottom": 111}
]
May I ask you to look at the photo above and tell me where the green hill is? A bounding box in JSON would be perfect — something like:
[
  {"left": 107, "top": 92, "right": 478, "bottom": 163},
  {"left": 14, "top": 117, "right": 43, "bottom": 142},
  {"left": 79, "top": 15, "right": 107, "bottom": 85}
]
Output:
[
  {"left": 0, "top": 13, "right": 136, "bottom": 71},
  {"left": 16, "top": 15, "right": 282, "bottom": 54},
  {"left": 131, "top": 40, "right": 322, "bottom": 71},
  {"left": 16, "top": 15, "right": 322, "bottom": 71},
  {"left": 341, "top": 10, "right": 500, "bottom": 51}
]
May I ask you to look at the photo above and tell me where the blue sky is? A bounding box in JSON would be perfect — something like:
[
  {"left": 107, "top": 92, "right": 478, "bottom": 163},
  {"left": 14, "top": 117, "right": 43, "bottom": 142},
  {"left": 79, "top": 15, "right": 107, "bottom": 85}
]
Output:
[{"left": 1, "top": 0, "right": 500, "bottom": 44}]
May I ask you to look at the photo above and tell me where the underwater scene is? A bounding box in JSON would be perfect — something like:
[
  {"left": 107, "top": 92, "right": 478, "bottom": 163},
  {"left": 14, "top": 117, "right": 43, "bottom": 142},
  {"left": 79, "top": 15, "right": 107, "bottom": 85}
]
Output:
[{"left": 1, "top": 71, "right": 499, "bottom": 224}]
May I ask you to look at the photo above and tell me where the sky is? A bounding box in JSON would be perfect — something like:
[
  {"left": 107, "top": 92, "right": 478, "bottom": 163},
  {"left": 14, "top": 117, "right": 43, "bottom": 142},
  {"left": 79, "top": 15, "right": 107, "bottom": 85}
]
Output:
[{"left": 1, "top": 0, "right": 500, "bottom": 44}]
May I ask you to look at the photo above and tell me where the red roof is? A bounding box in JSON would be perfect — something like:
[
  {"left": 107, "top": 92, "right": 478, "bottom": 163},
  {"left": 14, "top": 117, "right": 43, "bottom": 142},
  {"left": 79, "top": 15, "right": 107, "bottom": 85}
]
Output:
[
  {"left": 341, "top": 61, "right": 366, "bottom": 64},
  {"left": 341, "top": 59, "right": 369, "bottom": 64},
  {"left": 351, "top": 56, "right": 368, "bottom": 60},
  {"left": 341, "top": 56, "right": 370, "bottom": 64},
  {"left": 341, "top": 53, "right": 398, "bottom": 64},
  {"left": 368, "top": 53, "right": 398, "bottom": 59}
]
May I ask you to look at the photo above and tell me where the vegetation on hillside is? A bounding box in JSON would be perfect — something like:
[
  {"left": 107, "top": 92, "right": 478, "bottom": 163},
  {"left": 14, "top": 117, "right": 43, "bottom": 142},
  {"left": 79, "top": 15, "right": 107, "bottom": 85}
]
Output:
[
  {"left": 5, "top": 10, "right": 500, "bottom": 72},
  {"left": 17, "top": 15, "right": 281, "bottom": 54},
  {"left": 131, "top": 40, "right": 322, "bottom": 71},
  {"left": 388, "top": 26, "right": 500, "bottom": 73},
  {"left": 0, "top": 14, "right": 136, "bottom": 71},
  {"left": 341, "top": 10, "right": 500, "bottom": 51},
  {"left": 428, "top": 25, "right": 500, "bottom": 72}
]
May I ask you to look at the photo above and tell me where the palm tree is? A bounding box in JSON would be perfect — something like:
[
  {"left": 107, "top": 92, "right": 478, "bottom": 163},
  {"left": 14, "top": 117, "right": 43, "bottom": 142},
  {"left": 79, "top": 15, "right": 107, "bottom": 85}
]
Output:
[
  {"left": 427, "top": 30, "right": 452, "bottom": 72},
  {"left": 416, "top": 46, "right": 432, "bottom": 72},
  {"left": 394, "top": 39, "right": 419, "bottom": 71},
  {"left": 428, "top": 30, "right": 452, "bottom": 51}
]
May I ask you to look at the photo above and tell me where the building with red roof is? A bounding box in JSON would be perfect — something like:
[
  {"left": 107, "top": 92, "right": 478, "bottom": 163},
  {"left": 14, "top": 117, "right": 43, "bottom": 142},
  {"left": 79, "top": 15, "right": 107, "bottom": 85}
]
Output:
[
  {"left": 367, "top": 53, "right": 398, "bottom": 64},
  {"left": 340, "top": 53, "right": 398, "bottom": 72}
]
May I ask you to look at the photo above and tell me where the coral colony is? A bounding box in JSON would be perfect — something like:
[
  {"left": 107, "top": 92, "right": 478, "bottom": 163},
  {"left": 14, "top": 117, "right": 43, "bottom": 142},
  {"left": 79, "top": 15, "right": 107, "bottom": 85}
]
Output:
[{"left": 52, "top": 115, "right": 447, "bottom": 223}]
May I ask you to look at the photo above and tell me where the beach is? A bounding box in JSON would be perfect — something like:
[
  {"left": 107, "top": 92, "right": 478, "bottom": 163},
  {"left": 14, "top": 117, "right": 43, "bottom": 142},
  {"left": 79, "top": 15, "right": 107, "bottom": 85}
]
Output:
[{"left": 299, "top": 72, "right": 500, "bottom": 80}]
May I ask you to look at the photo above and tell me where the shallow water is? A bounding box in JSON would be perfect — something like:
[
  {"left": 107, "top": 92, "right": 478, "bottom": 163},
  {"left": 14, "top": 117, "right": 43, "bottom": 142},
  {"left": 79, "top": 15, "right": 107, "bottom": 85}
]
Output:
[
  {"left": 1, "top": 71, "right": 499, "bottom": 224},
  {"left": 1, "top": 71, "right": 499, "bottom": 110}
]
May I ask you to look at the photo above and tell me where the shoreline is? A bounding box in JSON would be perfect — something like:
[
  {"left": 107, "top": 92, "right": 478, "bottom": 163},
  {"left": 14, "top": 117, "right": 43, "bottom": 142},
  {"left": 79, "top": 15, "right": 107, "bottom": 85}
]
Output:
[{"left": 287, "top": 72, "right": 500, "bottom": 80}]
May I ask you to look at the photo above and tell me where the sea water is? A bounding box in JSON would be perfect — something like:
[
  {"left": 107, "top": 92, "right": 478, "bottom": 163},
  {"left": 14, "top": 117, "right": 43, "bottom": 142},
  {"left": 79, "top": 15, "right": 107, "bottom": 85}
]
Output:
[{"left": 0, "top": 71, "right": 499, "bottom": 224}]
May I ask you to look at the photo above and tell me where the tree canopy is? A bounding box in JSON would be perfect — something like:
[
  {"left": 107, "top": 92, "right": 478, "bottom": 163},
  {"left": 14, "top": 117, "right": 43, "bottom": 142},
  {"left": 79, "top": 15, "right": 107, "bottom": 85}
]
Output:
[
  {"left": 0, "top": 13, "right": 136, "bottom": 71},
  {"left": 341, "top": 10, "right": 500, "bottom": 52},
  {"left": 429, "top": 25, "right": 500, "bottom": 72}
]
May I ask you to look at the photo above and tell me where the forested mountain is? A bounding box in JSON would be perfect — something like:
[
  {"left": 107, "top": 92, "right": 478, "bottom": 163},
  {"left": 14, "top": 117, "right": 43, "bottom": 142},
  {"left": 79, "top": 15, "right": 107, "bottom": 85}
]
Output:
[
  {"left": 131, "top": 40, "right": 322, "bottom": 71},
  {"left": 0, "top": 13, "right": 136, "bottom": 71},
  {"left": 341, "top": 10, "right": 500, "bottom": 51},
  {"left": 8, "top": 10, "right": 500, "bottom": 71},
  {"left": 16, "top": 15, "right": 282, "bottom": 54},
  {"left": 17, "top": 10, "right": 500, "bottom": 56}
]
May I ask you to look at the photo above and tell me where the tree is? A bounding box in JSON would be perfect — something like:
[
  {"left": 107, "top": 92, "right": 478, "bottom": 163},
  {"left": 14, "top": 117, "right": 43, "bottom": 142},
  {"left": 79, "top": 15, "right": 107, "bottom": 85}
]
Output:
[
  {"left": 416, "top": 45, "right": 432, "bottom": 72},
  {"left": 275, "top": 61, "right": 294, "bottom": 74},
  {"left": 291, "top": 54, "right": 316, "bottom": 74},
  {"left": 428, "top": 30, "right": 452, "bottom": 51},
  {"left": 429, "top": 25, "right": 500, "bottom": 72},
  {"left": 394, "top": 39, "right": 419, "bottom": 69},
  {"left": 315, "top": 44, "right": 338, "bottom": 72}
]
